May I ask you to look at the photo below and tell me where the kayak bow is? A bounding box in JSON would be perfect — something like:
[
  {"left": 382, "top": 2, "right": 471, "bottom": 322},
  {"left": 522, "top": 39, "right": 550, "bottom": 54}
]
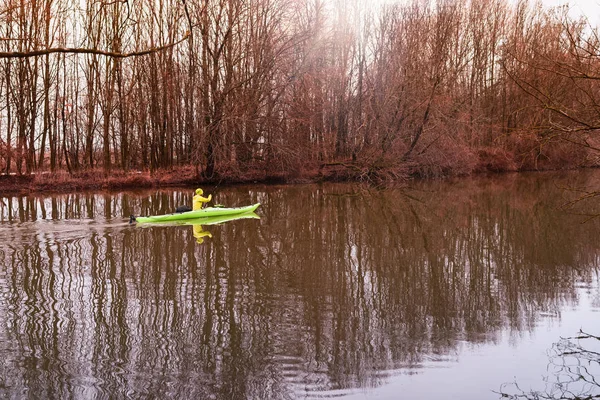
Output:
[{"left": 131, "top": 203, "right": 260, "bottom": 224}]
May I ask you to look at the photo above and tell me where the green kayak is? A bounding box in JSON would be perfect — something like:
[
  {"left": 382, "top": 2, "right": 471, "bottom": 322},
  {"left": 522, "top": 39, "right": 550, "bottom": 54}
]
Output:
[
  {"left": 131, "top": 203, "right": 260, "bottom": 224},
  {"left": 137, "top": 211, "right": 260, "bottom": 227}
]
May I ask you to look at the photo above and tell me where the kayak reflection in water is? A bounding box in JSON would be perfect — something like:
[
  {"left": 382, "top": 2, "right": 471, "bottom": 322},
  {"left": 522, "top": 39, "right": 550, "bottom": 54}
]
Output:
[
  {"left": 193, "top": 188, "right": 212, "bottom": 210},
  {"left": 193, "top": 223, "right": 212, "bottom": 244}
]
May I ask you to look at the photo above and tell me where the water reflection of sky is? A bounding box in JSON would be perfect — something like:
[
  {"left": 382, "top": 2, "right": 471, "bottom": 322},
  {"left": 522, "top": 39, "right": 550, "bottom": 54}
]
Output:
[{"left": 339, "top": 281, "right": 600, "bottom": 399}]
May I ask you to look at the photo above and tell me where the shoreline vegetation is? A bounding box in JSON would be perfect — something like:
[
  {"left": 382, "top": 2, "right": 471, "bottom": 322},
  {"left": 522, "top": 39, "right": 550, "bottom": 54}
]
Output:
[
  {"left": 1, "top": 0, "right": 600, "bottom": 195},
  {"left": 1, "top": 161, "right": 598, "bottom": 196}
]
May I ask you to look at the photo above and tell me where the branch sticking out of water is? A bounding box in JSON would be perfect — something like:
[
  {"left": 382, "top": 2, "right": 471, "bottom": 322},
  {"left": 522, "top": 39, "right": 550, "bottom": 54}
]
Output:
[{"left": 498, "top": 330, "right": 600, "bottom": 400}]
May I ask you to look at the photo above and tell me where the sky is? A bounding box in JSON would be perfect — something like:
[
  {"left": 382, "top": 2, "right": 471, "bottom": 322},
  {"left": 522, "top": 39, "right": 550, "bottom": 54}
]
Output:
[
  {"left": 373, "top": 0, "right": 600, "bottom": 24},
  {"left": 541, "top": 0, "right": 600, "bottom": 23}
]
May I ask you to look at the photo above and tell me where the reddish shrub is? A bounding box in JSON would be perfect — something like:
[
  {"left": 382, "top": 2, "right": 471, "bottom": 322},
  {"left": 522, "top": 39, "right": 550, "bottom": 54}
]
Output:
[
  {"left": 476, "top": 147, "right": 518, "bottom": 173},
  {"left": 409, "top": 136, "right": 478, "bottom": 178},
  {"left": 506, "top": 132, "right": 592, "bottom": 171}
]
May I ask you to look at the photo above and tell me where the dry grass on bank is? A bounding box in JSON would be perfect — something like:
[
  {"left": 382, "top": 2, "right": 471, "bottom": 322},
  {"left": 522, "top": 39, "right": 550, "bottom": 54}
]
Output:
[
  {"left": 0, "top": 167, "right": 200, "bottom": 195},
  {"left": 0, "top": 164, "right": 309, "bottom": 195}
]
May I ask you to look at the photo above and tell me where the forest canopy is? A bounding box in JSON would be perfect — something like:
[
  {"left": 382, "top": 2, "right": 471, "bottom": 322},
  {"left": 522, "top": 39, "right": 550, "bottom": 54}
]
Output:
[{"left": 1, "top": 0, "right": 599, "bottom": 183}]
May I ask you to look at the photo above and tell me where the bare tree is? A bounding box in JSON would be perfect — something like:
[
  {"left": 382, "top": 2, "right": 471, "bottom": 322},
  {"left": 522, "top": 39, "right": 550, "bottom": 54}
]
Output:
[{"left": 0, "top": 0, "right": 598, "bottom": 182}]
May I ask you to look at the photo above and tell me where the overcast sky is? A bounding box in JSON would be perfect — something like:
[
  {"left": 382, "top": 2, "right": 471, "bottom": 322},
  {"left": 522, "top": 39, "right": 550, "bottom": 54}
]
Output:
[{"left": 539, "top": 0, "right": 599, "bottom": 23}]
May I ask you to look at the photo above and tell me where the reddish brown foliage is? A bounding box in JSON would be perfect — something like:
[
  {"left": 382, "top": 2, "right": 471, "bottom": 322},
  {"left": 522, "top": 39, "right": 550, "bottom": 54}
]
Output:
[
  {"left": 0, "top": 0, "right": 599, "bottom": 189},
  {"left": 476, "top": 147, "right": 518, "bottom": 173}
]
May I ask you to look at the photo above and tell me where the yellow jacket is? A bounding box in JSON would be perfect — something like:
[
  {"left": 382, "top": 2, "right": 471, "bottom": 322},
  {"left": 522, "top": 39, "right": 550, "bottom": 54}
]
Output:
[{"left": 192, "top": 189, "right": 212, "bottom": 210}]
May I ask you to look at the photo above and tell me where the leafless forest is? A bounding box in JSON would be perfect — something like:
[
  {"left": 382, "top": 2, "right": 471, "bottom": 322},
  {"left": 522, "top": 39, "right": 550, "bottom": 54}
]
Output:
[{"left": 0, "top": 0, "right": 599, "bottom": 183}]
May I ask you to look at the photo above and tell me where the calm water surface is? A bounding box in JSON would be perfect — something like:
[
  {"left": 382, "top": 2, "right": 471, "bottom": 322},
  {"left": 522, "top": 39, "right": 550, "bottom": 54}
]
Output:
[{"left": 1, "top": 171, "right": 600, "bottom": 399}]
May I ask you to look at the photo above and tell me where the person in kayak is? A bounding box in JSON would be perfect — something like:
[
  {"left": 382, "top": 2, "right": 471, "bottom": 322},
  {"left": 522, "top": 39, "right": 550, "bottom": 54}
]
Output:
[{"left": 193, "top": 188, "right": 212, "bottom": 210}]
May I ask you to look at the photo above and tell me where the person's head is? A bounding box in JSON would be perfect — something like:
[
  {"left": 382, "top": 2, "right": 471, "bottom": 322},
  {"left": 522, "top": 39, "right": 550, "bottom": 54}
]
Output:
[{"left": 195, "top": 188, "right": 203, "bottom": 195}]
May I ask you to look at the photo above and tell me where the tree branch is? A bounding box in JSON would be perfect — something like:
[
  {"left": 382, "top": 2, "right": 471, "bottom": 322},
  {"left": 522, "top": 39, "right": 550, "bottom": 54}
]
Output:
[{"left": 0, "top": 31, "right": 190, "bottom": 59}]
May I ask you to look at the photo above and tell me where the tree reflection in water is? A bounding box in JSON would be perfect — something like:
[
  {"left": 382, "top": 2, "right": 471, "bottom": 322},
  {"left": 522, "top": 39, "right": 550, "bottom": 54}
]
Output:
[{"left": 0, "top": 171, "right": 599, "bottom": 398}]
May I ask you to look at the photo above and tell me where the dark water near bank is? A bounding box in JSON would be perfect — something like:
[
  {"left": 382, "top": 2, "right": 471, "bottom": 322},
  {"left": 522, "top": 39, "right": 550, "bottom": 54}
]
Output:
[{"left": 1, "top": 171, "right": 600, "bottom": 399}]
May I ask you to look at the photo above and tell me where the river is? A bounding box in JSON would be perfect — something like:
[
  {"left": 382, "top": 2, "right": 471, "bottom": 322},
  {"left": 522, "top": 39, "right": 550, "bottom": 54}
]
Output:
[{"left": 1, "top": 171, "right": 600, "bottom": 399}]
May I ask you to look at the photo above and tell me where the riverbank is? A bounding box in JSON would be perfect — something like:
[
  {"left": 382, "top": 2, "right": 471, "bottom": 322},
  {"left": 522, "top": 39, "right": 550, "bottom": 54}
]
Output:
[
  {"left": 1, "top": 158, "right": 597, "bottom": 196},
  {"left": 0, "top": 169, "right": 193, "bottom": 196},
  {"left": 0, "top": 166, "right": 304, "bottom": 196}
]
